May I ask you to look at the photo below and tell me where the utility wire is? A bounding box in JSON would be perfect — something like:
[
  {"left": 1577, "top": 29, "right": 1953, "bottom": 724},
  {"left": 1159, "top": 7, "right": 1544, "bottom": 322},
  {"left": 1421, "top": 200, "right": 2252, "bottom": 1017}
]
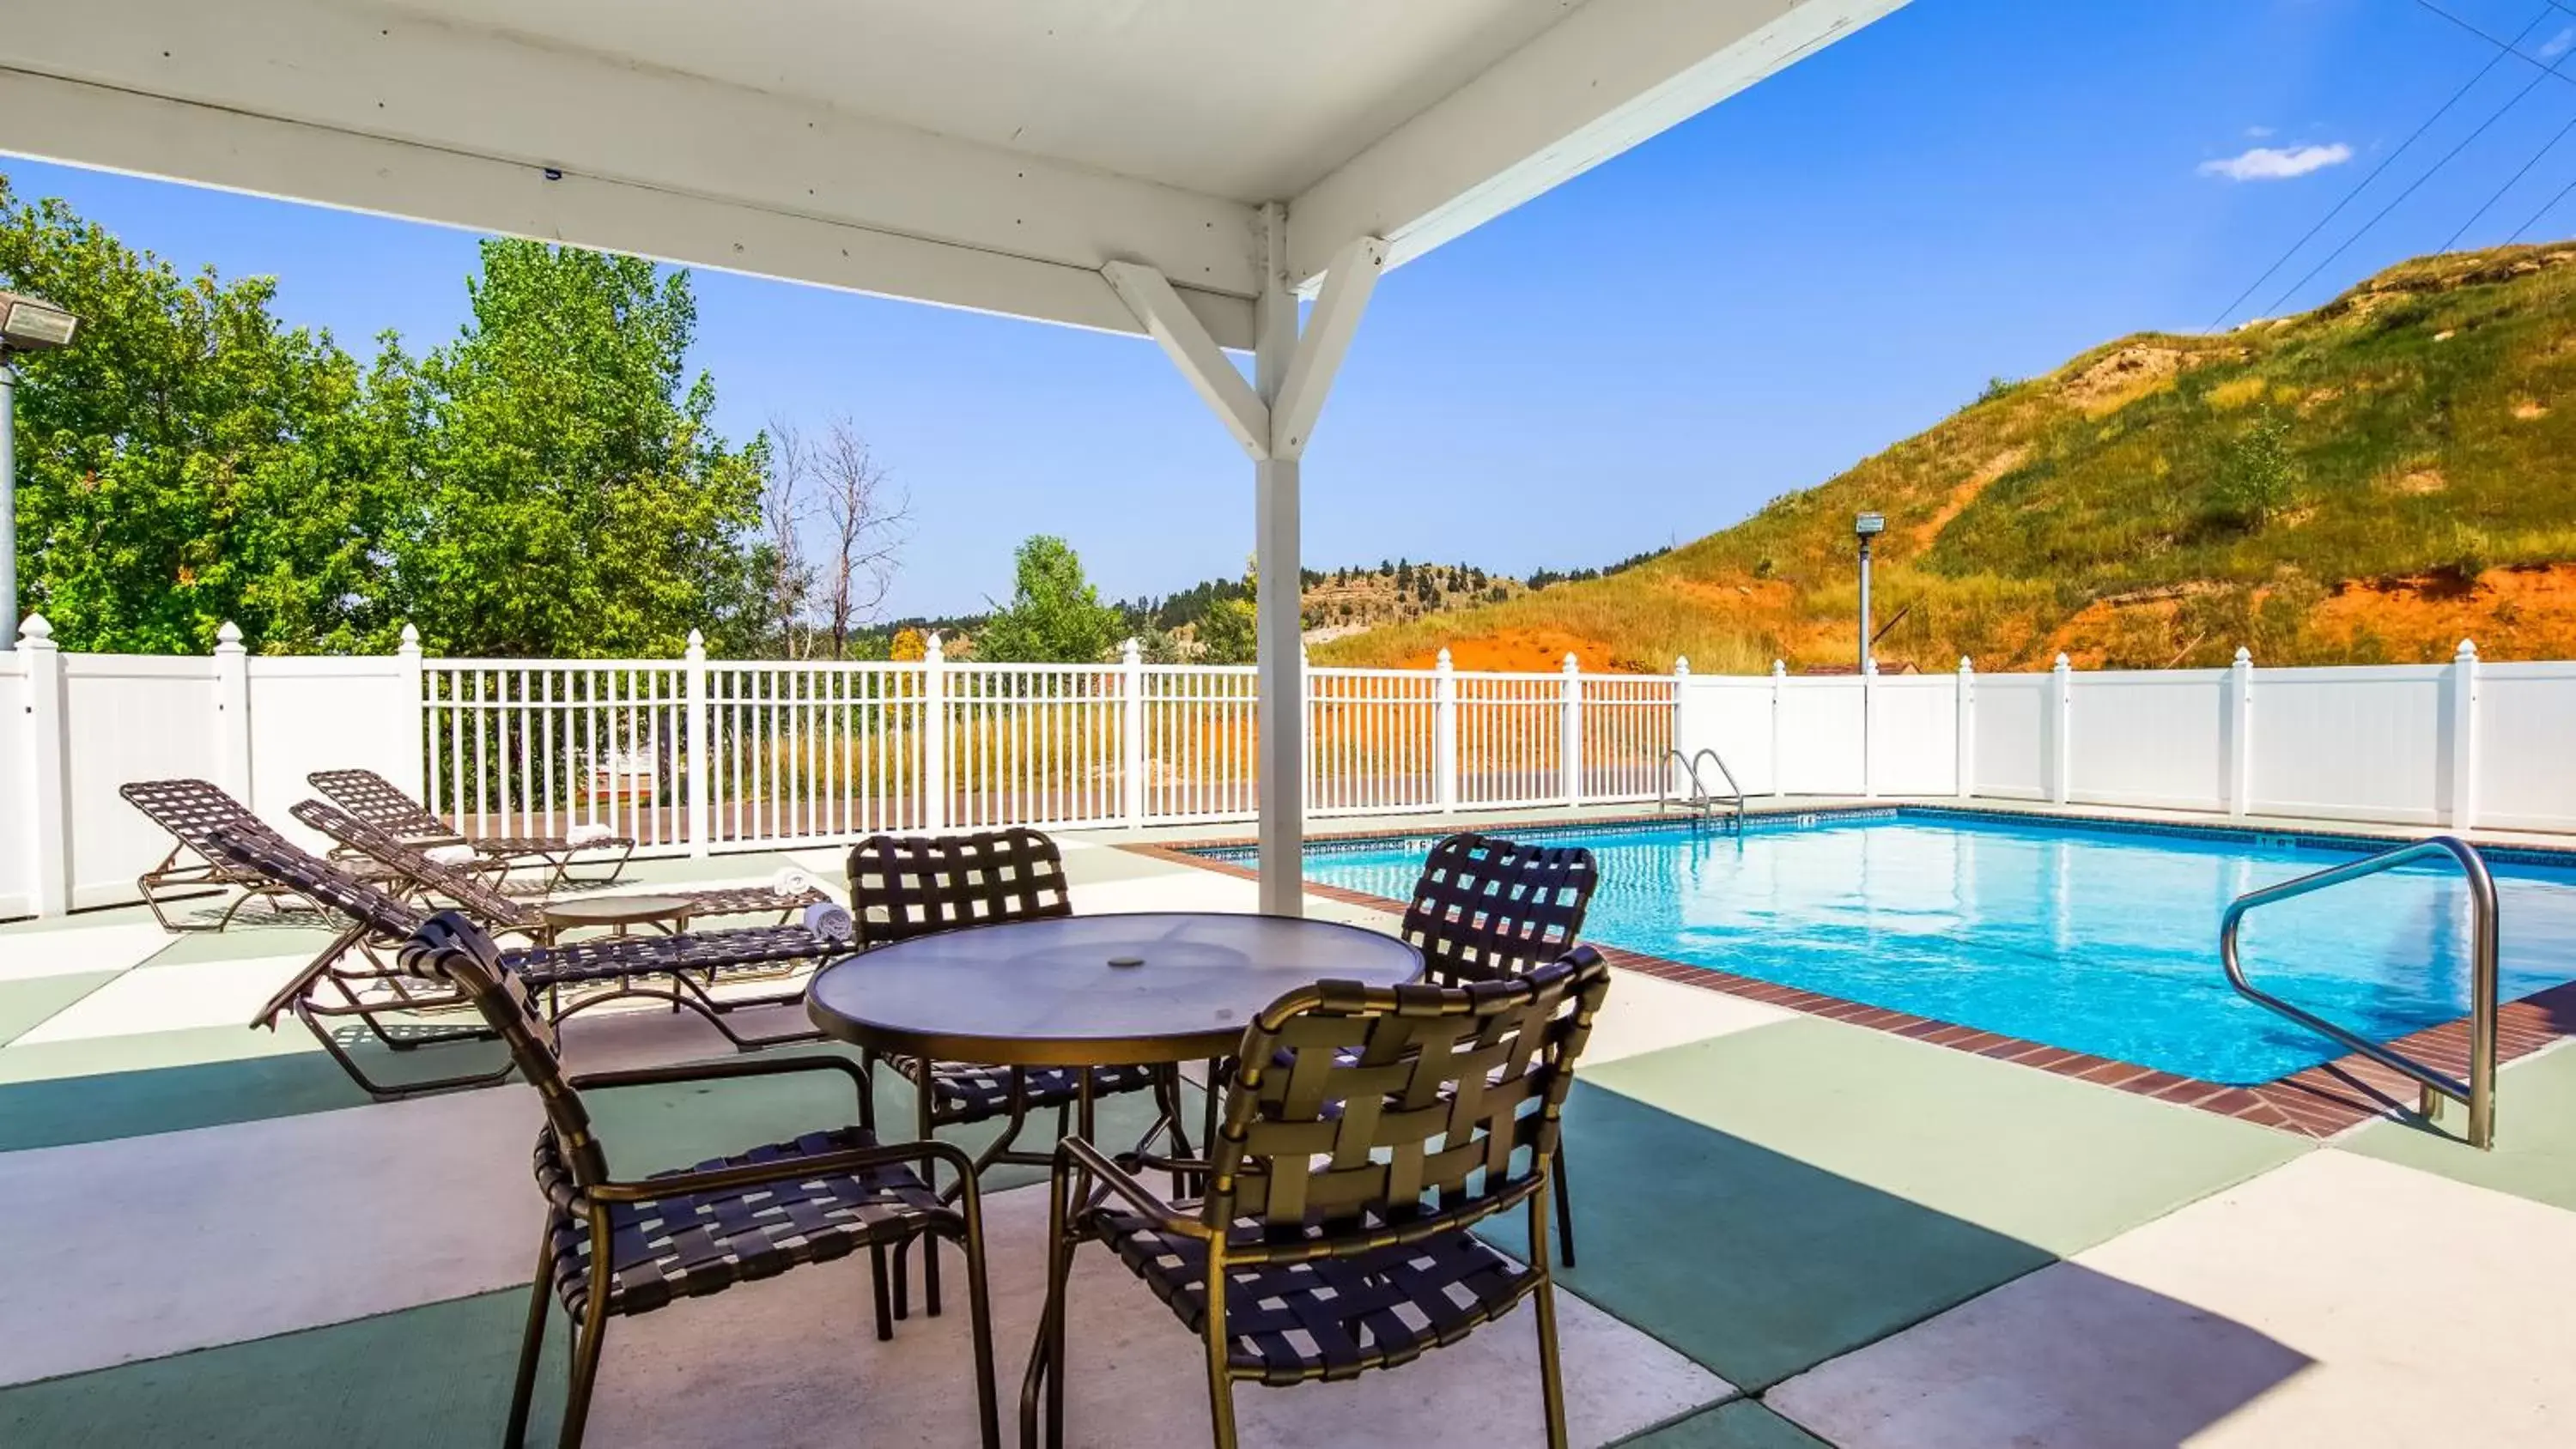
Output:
[
  {"left": 2441, "top": 105, "right": 2576, "bottom": 250},
  {"left": 2508, "top": 163, "right": 2576, "bottom": 238},
  {"left": 2208, "top": 5, "right": 2552, "bottom": 329},
  {"left": 2261, "top": 4, "right": 2576, "bottom": 316}
]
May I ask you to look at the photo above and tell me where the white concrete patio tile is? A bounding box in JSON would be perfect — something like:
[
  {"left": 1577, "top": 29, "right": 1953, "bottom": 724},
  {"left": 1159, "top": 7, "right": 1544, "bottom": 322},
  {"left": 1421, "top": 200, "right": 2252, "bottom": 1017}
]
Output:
[
  {"left": 577, "top": 1179, "right": 1733, "bottom": 1449},
  {"left": 0, "top": 1087, "right": 542, "bottom": 1385},
  {"left": 1583, "top": 967, "right": 1796, "bottom": 1066},
  {"left": 0, "top": 922, "right": 173, "bottom": 983},
  {"left": 1069, "top": 871, "right": 1261, "bottom": 914},
  {"left": 1767, "top": 1150, "right": 2576, "bottom": 1449},
  {"left": 11, "top": 952, "right": 313, "bottom": 1045}
]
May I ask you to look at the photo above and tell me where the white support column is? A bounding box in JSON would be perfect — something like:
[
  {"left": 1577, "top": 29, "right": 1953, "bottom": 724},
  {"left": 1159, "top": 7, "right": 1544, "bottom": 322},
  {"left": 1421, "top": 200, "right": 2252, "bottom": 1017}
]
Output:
[
  {"left": 1954, "top": 656, "right": 1975, "bottom": 800},
  {"left": 1106, "top": 207, "right": 1386, "bottom": 917},
  {"left": 1858, "top": 653, "right": 1878, "bottom": 800},
  {"left": 2449, "top": 638, "right": 2480, "bottom": 831},
  {"left": 20, "top": 615, "right": 68, "bottom": 917},
  {"left": 1769, "top": 659, "right": 1788, "bottom": 798},
  {"left": 1120, "top": 637, "right": 1146, "bottom": 825},
  {"left": 1433, "top": 647, "right": 1460, "bottom": 813},
  {"left": 1559, "top": 653, "right": 1584, "bottom": 806},
  {"left": 2227, "top": 646, "right": 2254, "bottom": 819},
  {"left": 212, "top": 621, "right": 252, "bottom": 803},
  {"left": 1668, "top": 656, "right": 1693, "bottom": 797},
  {"left": 683, "top": 629, "right": 710, "bottom": 857},
  {"left": 2049, "top": 652, "right": 2074, "bottom": 806},
  {"left": 394, "top": 624, "right": 427, "bottom": 799},
  {"left": 920, "top": 633, "right": 948, "bottom": 833}
]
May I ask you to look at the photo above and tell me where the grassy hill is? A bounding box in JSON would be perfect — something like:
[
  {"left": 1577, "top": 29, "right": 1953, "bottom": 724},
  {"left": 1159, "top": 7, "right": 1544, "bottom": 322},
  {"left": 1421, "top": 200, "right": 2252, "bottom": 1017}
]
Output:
[{"left": 1316, "top": 242, "right": 2576, "bottom": 674}]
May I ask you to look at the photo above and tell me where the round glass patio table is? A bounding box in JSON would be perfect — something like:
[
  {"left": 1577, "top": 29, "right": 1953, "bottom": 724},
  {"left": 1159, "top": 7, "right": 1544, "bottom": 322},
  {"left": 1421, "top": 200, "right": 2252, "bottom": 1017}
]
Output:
[{"left": 804, "top": 912, "right": 1422, "bottom": 1066}]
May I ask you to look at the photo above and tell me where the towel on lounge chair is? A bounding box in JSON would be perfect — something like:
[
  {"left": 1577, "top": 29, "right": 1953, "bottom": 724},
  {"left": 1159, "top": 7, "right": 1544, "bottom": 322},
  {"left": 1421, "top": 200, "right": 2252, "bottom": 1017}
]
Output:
[
  {"left": 424, "top": 844, "right": 480, "bottom": 866},
  {"left": 565, "top": 822, "right": 619, "bottom": 848},
  {"left": 802, "top": 900, "right": 855, "bottom": 942}
]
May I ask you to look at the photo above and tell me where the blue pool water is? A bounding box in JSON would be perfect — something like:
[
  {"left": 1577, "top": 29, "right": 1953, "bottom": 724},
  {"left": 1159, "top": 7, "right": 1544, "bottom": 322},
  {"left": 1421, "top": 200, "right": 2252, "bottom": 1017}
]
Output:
[{"left": 1258, "top": 812, "right": 2576, "bottom": 1084}]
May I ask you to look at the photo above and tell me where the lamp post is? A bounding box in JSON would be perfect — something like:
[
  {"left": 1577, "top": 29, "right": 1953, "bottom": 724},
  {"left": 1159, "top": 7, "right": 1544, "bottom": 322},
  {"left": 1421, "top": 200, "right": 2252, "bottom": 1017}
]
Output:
[
  {"left": 1854, "top": 511, "right": 1885, "bottom": 674},
  {"left": 0, "top": 291, "right": 82, "bottom": 651}
]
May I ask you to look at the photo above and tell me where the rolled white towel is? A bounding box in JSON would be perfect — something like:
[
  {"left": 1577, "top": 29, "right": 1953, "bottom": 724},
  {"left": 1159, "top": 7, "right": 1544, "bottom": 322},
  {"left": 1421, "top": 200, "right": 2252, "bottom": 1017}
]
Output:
[
  {"left": 802, "top": 900, "right": 855, "bottom": 943},
  {"left": 771, "top": 865, "right": 819, "bottom": 898},
  {"left": 424, "top": 844, "right": 480, "bottom": 867},
  {"left": 564, "top": 822, "right": 618, "bottom": 848}
]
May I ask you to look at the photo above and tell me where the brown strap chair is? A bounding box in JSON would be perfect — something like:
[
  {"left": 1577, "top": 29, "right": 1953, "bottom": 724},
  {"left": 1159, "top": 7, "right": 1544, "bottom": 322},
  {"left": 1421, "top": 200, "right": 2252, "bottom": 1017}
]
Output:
[
  {"left": 289, "top": 798, "right": 824, "bottom": 942},
  {"left": 209, "top": 824, "right": 843, "bottom": 1100},
  {"left": 307, "top": 767, "right": 637, "bottom": 890},
  {"left": 400, "top": 910, "right": 999, "bottom": 1449},
  {"left": 1021, "top": 947, "right": 1612, "bottom": 1449},
  {"left": 1399, "top": 831, "right": 1601, "bottom": 1266},
  {"left": 117, "top": 778, "right": 398, "bottom": 931}
]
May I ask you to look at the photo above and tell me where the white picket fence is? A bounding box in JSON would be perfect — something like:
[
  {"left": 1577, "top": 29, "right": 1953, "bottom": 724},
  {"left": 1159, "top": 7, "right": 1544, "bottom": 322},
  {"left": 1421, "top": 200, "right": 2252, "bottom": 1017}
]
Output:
[{"left": 15, "top": 611, "right": 2576, "bottom": 922}]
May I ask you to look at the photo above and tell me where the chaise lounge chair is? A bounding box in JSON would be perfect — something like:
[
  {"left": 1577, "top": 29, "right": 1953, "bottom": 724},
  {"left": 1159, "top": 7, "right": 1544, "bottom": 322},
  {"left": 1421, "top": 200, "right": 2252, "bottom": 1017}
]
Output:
[
  {"left": 118, "top": 778, "right": 401, "bottom": 932},
  {"left": 212, "top": 823, "right": 850, "bottom": 1100},
  {"left": 306, "top": 767, "right": 637, "bottom": 890}
]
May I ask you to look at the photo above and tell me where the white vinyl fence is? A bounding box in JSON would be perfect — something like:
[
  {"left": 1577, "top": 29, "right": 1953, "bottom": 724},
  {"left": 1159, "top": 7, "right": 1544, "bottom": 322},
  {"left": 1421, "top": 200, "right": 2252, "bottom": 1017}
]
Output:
[{"left": 14, "top": 610, "right": 2576, "bottom": 922}]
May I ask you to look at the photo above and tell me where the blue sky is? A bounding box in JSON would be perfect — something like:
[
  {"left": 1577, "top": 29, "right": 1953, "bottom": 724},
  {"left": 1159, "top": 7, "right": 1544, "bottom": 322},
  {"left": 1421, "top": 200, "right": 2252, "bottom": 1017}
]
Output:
[{"left": 9, "top": 0, "right": 2576, "bottom": 617}]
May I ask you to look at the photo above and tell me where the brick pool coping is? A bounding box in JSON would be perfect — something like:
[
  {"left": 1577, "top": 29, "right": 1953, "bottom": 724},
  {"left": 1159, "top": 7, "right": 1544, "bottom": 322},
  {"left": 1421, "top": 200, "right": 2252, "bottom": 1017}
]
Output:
[{"left": 1126, "top": 806, "right": 2576, "bottom": 1141}]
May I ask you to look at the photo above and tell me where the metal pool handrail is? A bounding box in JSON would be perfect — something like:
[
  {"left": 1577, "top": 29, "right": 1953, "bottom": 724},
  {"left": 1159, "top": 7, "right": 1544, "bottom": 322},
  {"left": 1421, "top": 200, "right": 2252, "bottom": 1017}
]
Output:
[
  {"left": 2221, "top": 834, "right": 2499, "bottom": 1149},
  {"left": 1661, "top": 748, "right": 1745, "bottom": 833}
]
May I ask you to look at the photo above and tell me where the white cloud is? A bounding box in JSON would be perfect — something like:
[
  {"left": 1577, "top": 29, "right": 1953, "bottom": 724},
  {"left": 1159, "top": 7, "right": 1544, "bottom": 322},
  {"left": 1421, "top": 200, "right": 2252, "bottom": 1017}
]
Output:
[
  {"left": 2540, "top": 27, "right": 2575, "bottom": 60},
  {"left": 2199, "top": 142, "right": 2354, "bottom": 182},
  {"left": 2245, "top": 124, "right": 2275, "bottom": 139}
]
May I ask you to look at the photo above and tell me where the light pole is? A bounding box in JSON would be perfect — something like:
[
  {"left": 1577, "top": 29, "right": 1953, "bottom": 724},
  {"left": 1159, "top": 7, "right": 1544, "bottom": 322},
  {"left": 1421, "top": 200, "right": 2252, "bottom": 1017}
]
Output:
[
  {"left": 1855, "top": 511, "right": 1885, "bottom": 673},
  {"left": 0, "top": 291, "right": 82, "bottom": 651}
]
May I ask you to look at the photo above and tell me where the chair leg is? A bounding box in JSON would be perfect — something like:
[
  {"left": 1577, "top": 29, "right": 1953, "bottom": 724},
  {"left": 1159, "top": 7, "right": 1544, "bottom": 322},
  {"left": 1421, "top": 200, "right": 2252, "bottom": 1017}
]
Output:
[
  {"left": 922, "top": 1224, "right": 944, "bottom": 1319},
  {"left": 952, "top": 1194, "right": 1002, "bottom": 1449},
  {"left": 1201, "top": 1257, "right": 1237, "bottom": 1449},
  {"left": 1551, "top": 1143, "right": 1578, "bottom": 1268},
  {"left": 505, "top": 1233, "right": 555, "bottom": 1447},
  {"left": 1530, "top": 1189, "right": 1570, "bottom": 1449},
  {"left": 868, "top": 1242, "right": 895, "bottom": 1343},
  {"left": 556, "top": 1294, "right": 612, "bottom": 1449},
  {"left": 1019, "top": 1164, "right": 1078, "bottom": 1449}
]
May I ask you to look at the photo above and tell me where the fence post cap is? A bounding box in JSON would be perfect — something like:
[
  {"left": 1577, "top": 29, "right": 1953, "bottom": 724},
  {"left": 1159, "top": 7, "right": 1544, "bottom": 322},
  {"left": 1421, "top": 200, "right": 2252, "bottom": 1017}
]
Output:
[
  {"left": 16, "top": 613, "right": 51, "bottom": 646},
  {"left": 398, "top": 622, "right": 422, "bottom": 652},
  {"left": 683, "top": 628, "right": 706, "bottom": 658},
  {"left": 1435, "top": 646, "right": 1453, "bottom": 670},
  {"left": 215, "top": 621, "right": 245, "bottom": 652},
  {"left": 2233, "top": 646, "right": 2253, "bottom": 666},
  {"left": 1563, "top": 652, "right": 1580, "bottom": 674},
  {"left": 924, "top": 631, "right": 944, "bottom": 661},
  {"left": 1121, "top": 636, "right": 1141, "bottom": 664},
  {"left": 1771, "top": 658, "right": 1786, "bottom": 676},
  {"left": 1673, "top": 655, "right": 1689, "bottom": 676},
  {"left": 2052, "top": 652, "right": 2071, "bottom": 670},
  {"left": 2455, "top": 638, "right": 2478, "bottom": 662},
  {"left": 1958, "top": 655, "right": 1974, "bottom": 673}
]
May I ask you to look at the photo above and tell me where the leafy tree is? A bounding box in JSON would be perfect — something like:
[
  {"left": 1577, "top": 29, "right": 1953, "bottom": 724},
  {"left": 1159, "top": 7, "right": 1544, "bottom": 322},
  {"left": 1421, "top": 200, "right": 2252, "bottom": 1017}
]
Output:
[
  {"left": 976, "top": 535, "right": 1125, "bottom": 663},
  {"left": 0, "top": 178, "right": 409, "bottom": 652},
  {"left": 2206, "top": 404, "right": 2300, "bottom": 531},
  {"left": 392, "top": 241, "right": 767, "bottom": 657}
]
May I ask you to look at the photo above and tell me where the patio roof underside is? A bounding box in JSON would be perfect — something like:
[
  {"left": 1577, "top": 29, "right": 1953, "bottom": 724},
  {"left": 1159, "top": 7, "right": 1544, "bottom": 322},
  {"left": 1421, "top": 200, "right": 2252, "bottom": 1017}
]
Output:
[{"left": 0, "top": 0, "right": 1905, "bottom": 346}]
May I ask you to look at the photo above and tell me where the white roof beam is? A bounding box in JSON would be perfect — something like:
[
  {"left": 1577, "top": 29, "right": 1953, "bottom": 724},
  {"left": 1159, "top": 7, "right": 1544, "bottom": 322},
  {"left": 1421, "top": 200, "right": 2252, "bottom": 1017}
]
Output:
[
  {"left": 1103, "top": 262, "right": 1270, "bottom": 461},
  {"left": 0, "top": 0, "right": 1261, "bottom": 344},
  {"left": 1269, "top": 235, "right": 1387, "bottom": 460},
  {"left": 1285, "top": 0, "right": 1906, "bottom": 286}
]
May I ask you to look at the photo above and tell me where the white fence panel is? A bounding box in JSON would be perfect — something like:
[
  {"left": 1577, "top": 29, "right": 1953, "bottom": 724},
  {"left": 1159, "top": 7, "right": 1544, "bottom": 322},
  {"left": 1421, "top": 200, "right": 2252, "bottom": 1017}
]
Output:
[
  {"left": 708, "top": 662, "right": 929, "bottom": 846},
  {"left": 1775, "top": 680, "right": 1865, "bottom": 795},
  {"left": 62, "top": 656, "right": 222, "bottom": 910},
  {"left": 1308, "top": 669, "right": 1440, "bottom": 817},
  {"left": 1581, "top": 674, "right": 1677, "bottom": 803},
  {"left": 2247, "top": 666, "right": 2448, "bottom": 824},
  {"left": 1973, "top": 675, "right": 2050, "bottom": 800},
  {"left": 1455, "top": 673, "right": 1565, "bottom": 807},
  {"left": 2067, "top": 670, "right": 2230, "bottom": 812},
  {"left": 0, "top": 654, "right": 31, "bottom": 918},
  {"left": 1139, "top": 665, "right": 1259, "bottom": 824},
  {"left": 944, "top": 664, "right": 1124, "bottom": 831},
  {"left": 424, "top": 662, "right": 691, "bottom": 851},
  {"left": 1678, "top": 678, "right": 1775, "bottom": 796},
  {"left": 1868, "top": 676, "right": 1959, "bottom": 796},
  {"left": 2472, "top": 661, "right": 2576, "bottom": 831},
  {"left": 246, "top": 657, "right": 418, "bottom": 850}
]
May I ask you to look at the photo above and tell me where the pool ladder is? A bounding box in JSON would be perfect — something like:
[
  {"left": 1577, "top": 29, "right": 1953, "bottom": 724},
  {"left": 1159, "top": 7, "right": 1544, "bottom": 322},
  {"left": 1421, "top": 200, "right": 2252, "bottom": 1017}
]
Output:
[
  {"left": 1661, "top": 748, "right": 1744, "bottom": 834},
  {"left": 2221, "top": 835, "right": 2500, "bottom": 1149}
]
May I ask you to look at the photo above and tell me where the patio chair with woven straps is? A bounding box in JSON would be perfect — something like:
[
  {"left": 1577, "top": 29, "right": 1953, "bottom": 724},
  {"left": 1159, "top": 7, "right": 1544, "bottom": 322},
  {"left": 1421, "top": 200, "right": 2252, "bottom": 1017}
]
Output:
[
  {"left": 289, "top": 798, "right": 825, "bottom": 944},
  {"left": 845, "top": 828, "right": 1184, "bottom": 1190},
  {"left": 1021, "top": 947, "right": 1612, "bottom": 1449},
  {"left": 210, "top": 824, "right": 843, "bottom": 1100},
  {"left": 118, "top": 777, "right": 400, "bottom": 932},
  {"left": 401, "top": 910, "right": 1000, "bottom": 1449},
  {"left": 307, "top": 767, "right": 636, "bottom": 890},
  {"left": 1401, "top": 830, "right": 1600, "bottom": 1267}
]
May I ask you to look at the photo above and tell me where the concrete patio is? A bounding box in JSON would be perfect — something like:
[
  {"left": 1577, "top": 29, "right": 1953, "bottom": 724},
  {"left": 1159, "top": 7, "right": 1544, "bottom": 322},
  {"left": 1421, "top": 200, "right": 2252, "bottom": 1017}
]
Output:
[{"left": 2, "top": 823, "right": 2573, "bottom": 1447}]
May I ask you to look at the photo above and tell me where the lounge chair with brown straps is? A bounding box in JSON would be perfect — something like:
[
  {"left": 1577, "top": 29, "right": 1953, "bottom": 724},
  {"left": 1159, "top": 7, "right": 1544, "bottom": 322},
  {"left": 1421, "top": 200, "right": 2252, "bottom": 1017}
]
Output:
[
  {"left": 1021, "top": 947, "right": 1611, "bottom": 1449},
  {"left": 289, "top": 797, "right": 827, "bottom": 943},
  {"left": 307, "top": 767, "right": 636, "bottom": 890},
  {"left": 402, "top": 909, "right": 1000, "bottom": 1449},
  {"left": 118, "top": 777, "right": 401, "bottom": 932},
  {"left": 210, "top": 823, "right": 846, "bottom": 1100},
  {"left": 1400, "top": 830, "right": 1600, "bottom": 1267}
]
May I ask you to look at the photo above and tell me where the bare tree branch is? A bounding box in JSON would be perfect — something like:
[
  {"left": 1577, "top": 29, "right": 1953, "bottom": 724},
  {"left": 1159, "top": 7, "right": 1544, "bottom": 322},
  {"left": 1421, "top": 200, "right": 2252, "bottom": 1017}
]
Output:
[
  {"left": 761, "top": 415, "right": 818, "bottom": 658},
  {"left": 811, "top": 414, "right": 911, "bottom": 658}
]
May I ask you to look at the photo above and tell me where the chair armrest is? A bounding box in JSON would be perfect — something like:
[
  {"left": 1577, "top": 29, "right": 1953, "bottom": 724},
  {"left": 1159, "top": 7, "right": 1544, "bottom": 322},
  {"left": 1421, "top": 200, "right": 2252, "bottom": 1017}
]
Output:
[
  {"left": 1056, "top": 1136, "right": 1204, "bottom": 1238},
  {"left": 569, "top": 1053, "right": 876, "bottom": 1127},
  {"left": 589, "top": 1135, "right": 973, "bottom": 1203}
]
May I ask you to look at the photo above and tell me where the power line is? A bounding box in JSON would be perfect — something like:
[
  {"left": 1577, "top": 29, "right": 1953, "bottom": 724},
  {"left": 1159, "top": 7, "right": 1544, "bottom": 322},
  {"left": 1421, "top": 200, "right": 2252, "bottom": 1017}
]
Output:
[
  {"left": 2208, "top": 5, "right": 2553, "bottom": 329},
  {"left": 2441, "top": 106, "right": 2576, "bottom": 250},
  {"left": 2508, "top": 163, "right": 2576, "bottom": 238},
  {"left": 2261, "top": 6, "right": 2576, "bottom": 316}
]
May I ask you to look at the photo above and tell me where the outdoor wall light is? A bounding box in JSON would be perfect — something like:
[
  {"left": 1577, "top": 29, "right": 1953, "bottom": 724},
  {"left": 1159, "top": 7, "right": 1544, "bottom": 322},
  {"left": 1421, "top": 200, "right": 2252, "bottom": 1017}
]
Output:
[
  {"left": 3, "top": 289, "right": 84, "bottom": 653},
  {"left": 0, "top": 291, "right": 80, "bottom": 354},
  {"left": 1854, "top": 512, "right": 1885, "bottom": 672}
]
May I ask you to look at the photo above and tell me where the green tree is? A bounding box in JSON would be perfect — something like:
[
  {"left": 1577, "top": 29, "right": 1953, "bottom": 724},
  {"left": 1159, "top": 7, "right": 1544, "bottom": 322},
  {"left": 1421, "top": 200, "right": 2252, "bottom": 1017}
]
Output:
[
  {"left": 0, "top": 178, "right": 409, "bottom": 652},
  {"left": 392, "top": 239, "right": 767, "bottom": 657},
  {"left": 976, "top": 535, "right": 1125, "bottom": 663},
  {"left": 2204, "top": 403, "right": 2300, "bottom": 532}
]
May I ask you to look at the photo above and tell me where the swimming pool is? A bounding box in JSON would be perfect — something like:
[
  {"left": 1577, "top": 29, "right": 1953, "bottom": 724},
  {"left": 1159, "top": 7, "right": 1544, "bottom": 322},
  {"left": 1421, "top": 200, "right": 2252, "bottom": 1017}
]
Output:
[{"left": 1249, "top": 811, "right": 2576, "bottom": 1084}]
